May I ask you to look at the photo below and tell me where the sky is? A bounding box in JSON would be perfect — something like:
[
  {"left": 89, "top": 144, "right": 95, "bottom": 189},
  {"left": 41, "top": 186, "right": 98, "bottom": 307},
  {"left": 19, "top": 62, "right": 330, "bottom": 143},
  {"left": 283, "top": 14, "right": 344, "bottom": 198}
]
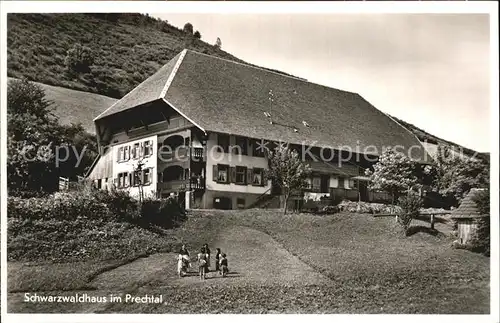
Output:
[{"left": 153, "top": 13, "right": 491, "bottom": 152}]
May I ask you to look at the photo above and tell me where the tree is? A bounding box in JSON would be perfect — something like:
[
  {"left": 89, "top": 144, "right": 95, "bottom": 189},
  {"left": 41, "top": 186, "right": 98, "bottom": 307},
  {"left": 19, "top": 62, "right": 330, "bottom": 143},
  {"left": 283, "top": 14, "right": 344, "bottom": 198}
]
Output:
[
  {"left": 194, "top": 30, "right": 201, "bottom": 39},
  {"left": 57, "top": 123, "right": 98, "bottom": 180},
  {"left": 433, "top": 145, "right": 489, "bottom": 203},
  {"left": 469, "top": 189, "right": 490, "bottom": 256},
  {"left": 215, "top": 37, "right": 222, "bottom": 49},
  {"left": 183, "top": 22, "right": 194, "bottom": 35},
  {"left": 7, "top": 79, "right": 64, "bottom": 192},
  {"left": 64, "top": 43, "right": 95, "bottom": 75},
  {"left": 397, "top": 193, "right": 423, "bottom": 236},
  {"left": 133, "top": 159, "right": 145, "bottom": 204},
  {"left": 7, "top": 79, "right": 99, "bottom": 193},
  {"left": 266, "top": 143, "right": 311, "bottom": 214},
  {"left": 365, "top": 148, "right": 418, "bottom": 210}
]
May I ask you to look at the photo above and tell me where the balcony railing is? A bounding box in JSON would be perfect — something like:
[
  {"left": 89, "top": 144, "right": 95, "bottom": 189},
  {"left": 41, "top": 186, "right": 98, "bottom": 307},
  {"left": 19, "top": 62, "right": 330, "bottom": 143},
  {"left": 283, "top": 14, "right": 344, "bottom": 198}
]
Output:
[
  {"left": 191, "top": 147, "right": 204, "bottom": 160},
  {"left": 158, "top": 147, "right": 205, "bottom": 163},
  {"left": 157, "top": 178, "right": 206, "bottom": 192}
]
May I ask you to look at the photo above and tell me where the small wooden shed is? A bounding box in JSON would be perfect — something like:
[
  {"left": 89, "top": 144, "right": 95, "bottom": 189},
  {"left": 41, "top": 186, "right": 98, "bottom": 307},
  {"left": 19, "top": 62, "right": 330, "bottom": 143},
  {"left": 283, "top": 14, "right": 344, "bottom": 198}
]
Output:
[{"left": 451, "top": 188, "right": 489, "bottom": 245}]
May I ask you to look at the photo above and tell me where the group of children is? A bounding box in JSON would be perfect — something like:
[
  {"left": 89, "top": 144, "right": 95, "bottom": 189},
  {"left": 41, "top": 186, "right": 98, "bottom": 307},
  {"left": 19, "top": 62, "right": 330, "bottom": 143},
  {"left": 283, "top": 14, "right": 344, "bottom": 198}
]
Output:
[{"left": 178, "top": 243, "right": 228, "bottom": 280}]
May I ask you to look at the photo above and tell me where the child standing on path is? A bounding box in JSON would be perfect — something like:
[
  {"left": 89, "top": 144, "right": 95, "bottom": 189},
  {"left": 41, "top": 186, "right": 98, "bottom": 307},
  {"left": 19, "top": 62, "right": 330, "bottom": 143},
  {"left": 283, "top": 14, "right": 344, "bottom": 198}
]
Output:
[
  {"left": 220, "top": 253, "right": 229, "bottom": 277},
  {"left": 215, "top": 248, "right": 221, "bottom": 275},
  {"left": 203, "top": 243, "right": 211, "bottom": 272},
  {"left": 197, "top": 247, "right": 207, "bottom": 280}
]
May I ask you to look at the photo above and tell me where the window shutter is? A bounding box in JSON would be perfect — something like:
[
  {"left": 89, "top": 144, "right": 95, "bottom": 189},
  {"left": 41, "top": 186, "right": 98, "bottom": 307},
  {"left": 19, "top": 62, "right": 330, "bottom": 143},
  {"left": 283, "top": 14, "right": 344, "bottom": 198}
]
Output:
[
  {"left": 247, "top": 168, "right": 253, "bottom": 185},
  {"left": 213, "top": 165, "right": 218, "bottom": 182},
  {"left": 117, "top": 148, "right": 122, "bottom": 162},
  {"left": 230, "top": 167, "right": 236, "bottom": 183}
]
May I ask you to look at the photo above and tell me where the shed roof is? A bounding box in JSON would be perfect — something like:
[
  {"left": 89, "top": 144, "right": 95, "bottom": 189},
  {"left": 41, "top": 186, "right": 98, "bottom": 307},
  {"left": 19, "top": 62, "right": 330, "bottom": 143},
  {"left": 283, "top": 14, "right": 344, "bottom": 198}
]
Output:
[{"left": 451, "top": 188, "right": 489, "bottom": 219}]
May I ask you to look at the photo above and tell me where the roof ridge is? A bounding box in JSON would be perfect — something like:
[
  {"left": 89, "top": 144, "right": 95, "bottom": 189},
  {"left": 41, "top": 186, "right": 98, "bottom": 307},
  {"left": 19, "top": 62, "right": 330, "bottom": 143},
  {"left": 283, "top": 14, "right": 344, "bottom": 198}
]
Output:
[
  {"left": 93, "top": 51, "right": 185, "bottom": 121},
  {"left": 185, "top": 49, "right": 312, "bottom": 84},
  {"left": 185, "top": 49, "right": 360, "bottom": 97},
  {"left": 159, "top": 49, "right": 187, "bottom": 98}
]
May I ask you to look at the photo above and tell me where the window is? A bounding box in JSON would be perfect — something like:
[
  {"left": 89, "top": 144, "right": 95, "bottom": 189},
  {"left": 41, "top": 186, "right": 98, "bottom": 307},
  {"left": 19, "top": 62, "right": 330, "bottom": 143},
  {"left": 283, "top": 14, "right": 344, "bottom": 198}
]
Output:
[
  {"left": 338, "top": 177, "right": 345, "bottom": 189},
  {"left": 97, "top": 179, "right": 102, "bottom": 189},
  {"left": 233, "top": 136, "right": 248, "bottom": 155},
  {"left": 132, "top": 168, "right": 152, "bottom": 186},
  {"left": 312, "top": 176, "right": 321, "bottom": 192},
  {"left": 216, "top": 164, "right": 229, "bottom": 183},
  {"left": 217, "top": 133, "right": 230, "bottom": 153},
  {"left": 235, "top": 166, "right": 247, "bottom": 185},
  {"left": 252, "top": 168, "right": 264, "bottom": 186},
  {"left": 133, "top": 170, "right": 141, "bottom": 186},
  {"left": 117, "top": 172, "right": 129, "bottom": 188},
  {"left": 143, "top": 140, "right": 153, "bottom": 157},
  {"left": 143, "top": 168, "right": 152, "bottom": 185},
  {"left": 251, "top": 138, "right": 266, "bottom": 157},
  {"left": 132, "top": 143, "right": 140, "bottom": 159}
]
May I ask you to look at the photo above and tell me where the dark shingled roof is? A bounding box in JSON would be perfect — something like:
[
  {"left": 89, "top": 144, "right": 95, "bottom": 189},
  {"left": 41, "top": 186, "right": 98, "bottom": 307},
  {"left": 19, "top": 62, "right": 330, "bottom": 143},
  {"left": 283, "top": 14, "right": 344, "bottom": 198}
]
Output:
[
  {"left": 95, "top": 49, "right": 427, "bottom": 161},
  {"left": 94, "top": 50, "right": 184, "bottom": 120},
  {"left": 451, "top": 188, "right": 489, "bottom": 219}
]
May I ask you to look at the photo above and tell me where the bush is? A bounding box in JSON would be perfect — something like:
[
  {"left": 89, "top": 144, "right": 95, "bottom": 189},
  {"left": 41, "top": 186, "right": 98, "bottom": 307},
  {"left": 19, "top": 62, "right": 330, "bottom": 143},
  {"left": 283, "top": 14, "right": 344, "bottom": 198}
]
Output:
[
  {"left": 139, "top": 196, "right": 186, "bottom": 228},
  {"left": 92, "top": 188, "right": 140, "bottom": 222},
  {"left": 7, "top": 192, "right": 111, "bottom": 221},
  {"left": 337, "top": 200, "right": 402, "bottom": 214},
  {"left": 468, "top": 189, "right": 490, "bottom": 256},
  {"left": 64, "top": 43, "right": 95, "bottom": 74},
  {"left": 398, "top": 194, "right": 423, "bottom": 216},
  {"left": 7, "top": 189, "right": 185, "bottom": 262},
  {"left": 317, "top": 205, "right": 340, "bottom": 215},
  {"left": 397, "top": 194, "right": 423, "bottom": 235}
]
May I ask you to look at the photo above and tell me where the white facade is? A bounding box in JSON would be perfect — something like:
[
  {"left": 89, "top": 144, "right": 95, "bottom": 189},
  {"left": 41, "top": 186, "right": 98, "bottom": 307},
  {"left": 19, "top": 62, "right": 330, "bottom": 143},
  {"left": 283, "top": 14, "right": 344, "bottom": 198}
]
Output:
[
  {"left": 112, "top": 135, "right": 158, "bottom": 198},
  {"left": 205, "top": 133, "right": 271, "bottom": 194}
]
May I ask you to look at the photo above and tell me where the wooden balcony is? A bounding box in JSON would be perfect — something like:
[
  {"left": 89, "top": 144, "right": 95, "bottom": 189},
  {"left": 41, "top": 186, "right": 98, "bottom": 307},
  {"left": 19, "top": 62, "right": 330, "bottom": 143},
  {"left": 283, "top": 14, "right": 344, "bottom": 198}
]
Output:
[
  {"left": 158, "top": 180, "right": 187, "bottom": 191},
  {"left": 158, "top": 147, "right": 206, "bottom": 163},
  {"left": 157, "top": 178, "right": 206, "bottom": 192}
]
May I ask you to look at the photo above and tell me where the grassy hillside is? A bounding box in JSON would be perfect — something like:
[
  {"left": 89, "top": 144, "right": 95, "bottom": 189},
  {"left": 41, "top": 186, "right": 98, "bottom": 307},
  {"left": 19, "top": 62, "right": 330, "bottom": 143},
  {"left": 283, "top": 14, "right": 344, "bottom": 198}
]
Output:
[
  {"left": 7, "top": 13, "right": 293, "bottom": 99},
  {"left": 7, "top": 13, "right": 483, "bottom": 157},
  {"left": 8, "top": 78, "right": 117, "bottom": 133}
]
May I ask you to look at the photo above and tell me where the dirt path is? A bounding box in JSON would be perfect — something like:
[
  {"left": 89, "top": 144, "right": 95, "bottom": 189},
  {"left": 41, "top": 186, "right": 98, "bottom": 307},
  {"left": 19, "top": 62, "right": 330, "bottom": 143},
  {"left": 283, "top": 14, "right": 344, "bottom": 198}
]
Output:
[
  {"left": 8, "top": 226, "right": 328, "bottom": 313},
  {"left": 88, "top": 224, "right": 329, "bottom": 289},
  {"left": 161, "top": 225, "right": 329, "bottom": 287}
]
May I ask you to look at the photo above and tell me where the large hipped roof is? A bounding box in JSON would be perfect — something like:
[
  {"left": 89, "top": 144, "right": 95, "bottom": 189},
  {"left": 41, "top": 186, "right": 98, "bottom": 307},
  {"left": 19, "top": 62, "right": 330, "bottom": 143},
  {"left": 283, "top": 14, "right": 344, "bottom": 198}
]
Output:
[{"left": 95, "top": 49, "right": 427, "bottom": 161}]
